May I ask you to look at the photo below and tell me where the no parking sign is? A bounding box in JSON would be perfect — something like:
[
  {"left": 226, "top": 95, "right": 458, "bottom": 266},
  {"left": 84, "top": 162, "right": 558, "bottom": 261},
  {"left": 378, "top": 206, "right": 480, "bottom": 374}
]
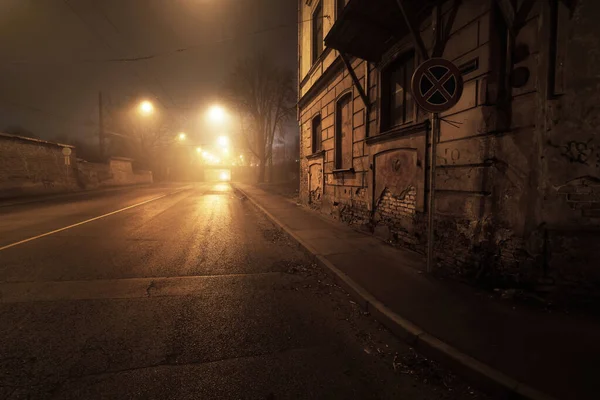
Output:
[{"left": 410, "top": 58, "right": 463, "bottom": 113}]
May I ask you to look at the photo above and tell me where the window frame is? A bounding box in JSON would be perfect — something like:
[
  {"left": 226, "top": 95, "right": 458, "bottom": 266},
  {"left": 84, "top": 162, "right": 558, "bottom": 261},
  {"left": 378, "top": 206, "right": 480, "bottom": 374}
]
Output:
[
  {"left": 334, "top": 92, "right": 353, "bottom": 170},
  {"left": 311, "top": 114, "right": 322, "bottom": 153},
  {"left": 380, "top": 51, "right": 417, "bottom": 132},
  {"left": 311, "top": 2, "right": 324, "bottom": 65}
]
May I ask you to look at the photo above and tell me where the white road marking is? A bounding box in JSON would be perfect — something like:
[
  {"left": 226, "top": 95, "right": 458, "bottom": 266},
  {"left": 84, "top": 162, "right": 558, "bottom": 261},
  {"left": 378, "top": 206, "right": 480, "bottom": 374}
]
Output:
[{"left": 0, "top": 188, "right": 189, "bottom": 252}]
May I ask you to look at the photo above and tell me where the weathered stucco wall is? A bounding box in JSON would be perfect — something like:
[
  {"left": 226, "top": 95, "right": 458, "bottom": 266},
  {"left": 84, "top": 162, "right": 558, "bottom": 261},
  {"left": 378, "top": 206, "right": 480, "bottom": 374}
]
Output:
[
  {"left": 300, "top": 0, "right": 496, "bottom": 256},
  {"left": 77, "top": 157, "right": 153, "bottom": 189},
  {"left": 0, "top": 133, "right": 78, "bottom": 198},
  {"left": 0, "top": 134, "right": 153, "bottom": 199},
  {"left": 536, "top": 0, "right": 600, "bottom": 291},
  {"left": 299, "top": 0, "right": 600, "bottom": 294}
]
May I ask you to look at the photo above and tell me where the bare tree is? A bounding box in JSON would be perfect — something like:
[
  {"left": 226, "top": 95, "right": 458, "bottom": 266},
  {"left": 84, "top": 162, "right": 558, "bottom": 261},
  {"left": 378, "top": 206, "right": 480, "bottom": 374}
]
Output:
[
  {"left": 105, "top": 102, "right": 187, "bottom": 175},
  {"left": 226, "top": 54, "right": 296, "bottom": 183}
]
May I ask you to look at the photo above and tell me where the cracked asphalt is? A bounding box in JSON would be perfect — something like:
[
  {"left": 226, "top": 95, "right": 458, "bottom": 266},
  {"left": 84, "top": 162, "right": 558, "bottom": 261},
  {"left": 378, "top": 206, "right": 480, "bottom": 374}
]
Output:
[{"left": 0, "top": 183, "right": 487, "bottom": 399}]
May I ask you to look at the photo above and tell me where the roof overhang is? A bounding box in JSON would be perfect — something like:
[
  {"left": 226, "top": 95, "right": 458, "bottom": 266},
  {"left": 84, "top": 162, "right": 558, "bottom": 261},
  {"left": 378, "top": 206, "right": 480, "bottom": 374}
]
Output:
[{"left": 324, "top": 0, "right": 435, "bottom": 63}]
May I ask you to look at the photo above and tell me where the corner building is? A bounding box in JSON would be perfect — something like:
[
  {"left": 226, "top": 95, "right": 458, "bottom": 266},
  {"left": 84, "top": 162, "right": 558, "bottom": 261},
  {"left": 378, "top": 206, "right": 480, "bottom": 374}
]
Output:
[{"left": 298, "top": 0, "right": 600, "bottom": 294}]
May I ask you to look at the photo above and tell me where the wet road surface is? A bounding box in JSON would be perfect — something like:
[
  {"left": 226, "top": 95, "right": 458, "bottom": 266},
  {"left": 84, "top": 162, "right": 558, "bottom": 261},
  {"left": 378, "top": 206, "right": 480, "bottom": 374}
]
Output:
[{"left": 0, "top": 183, "right": 486, "bottom": 399}]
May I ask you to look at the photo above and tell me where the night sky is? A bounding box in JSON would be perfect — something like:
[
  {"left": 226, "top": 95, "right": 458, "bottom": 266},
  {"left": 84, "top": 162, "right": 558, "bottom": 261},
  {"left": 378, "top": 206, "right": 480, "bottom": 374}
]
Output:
[{"left": 0, "top": 0, "right": 298, "bottom": 142}]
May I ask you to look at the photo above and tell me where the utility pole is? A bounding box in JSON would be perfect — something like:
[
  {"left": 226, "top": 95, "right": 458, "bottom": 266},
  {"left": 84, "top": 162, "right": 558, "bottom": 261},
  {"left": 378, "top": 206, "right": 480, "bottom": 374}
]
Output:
[{"left": 98, "top": 91, "right": 105, "bottom": 160}]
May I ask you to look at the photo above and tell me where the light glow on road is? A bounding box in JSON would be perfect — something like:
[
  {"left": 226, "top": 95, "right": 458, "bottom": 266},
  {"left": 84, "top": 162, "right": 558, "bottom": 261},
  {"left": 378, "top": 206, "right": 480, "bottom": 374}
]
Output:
[{"left": 0, "top": 188, "right": 190, "bottom": 252}]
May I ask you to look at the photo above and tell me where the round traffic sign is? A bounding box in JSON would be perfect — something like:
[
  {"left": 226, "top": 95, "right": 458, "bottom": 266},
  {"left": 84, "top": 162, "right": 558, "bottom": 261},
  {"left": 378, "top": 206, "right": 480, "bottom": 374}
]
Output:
[
  {"left": 411, "top": 58, "right": 463, "bottom": 113},
  {"left": 62, "top": 147, "right": 72, "bottom": 156}
]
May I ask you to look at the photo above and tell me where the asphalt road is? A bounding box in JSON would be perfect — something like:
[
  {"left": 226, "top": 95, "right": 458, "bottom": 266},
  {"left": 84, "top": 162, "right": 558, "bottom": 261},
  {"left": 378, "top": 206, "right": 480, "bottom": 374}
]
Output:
[{"left": 0, "top": 183, "right": 486, "bottom": 400}]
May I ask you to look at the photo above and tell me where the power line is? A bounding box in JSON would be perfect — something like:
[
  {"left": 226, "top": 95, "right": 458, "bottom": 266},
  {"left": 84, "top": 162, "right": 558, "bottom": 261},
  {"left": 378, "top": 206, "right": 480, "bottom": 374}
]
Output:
[
  {"left": 96, "top": 15, "right": 331, "bottom": 63},
  {"left": 0, "top": 99, "right": 97, "bottom": 131},
  {"left": 61, "top": 0, "right": 175, "bottom": 111},
  {"left": 1, "top": 15, "right": 329, "bottom": 66}
]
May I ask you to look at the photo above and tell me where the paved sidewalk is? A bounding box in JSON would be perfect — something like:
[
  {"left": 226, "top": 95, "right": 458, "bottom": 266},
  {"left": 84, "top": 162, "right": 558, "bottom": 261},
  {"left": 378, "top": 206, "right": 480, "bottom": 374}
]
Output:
[{"left": 234, "top": 183, "right": 600, "bottom": 400}]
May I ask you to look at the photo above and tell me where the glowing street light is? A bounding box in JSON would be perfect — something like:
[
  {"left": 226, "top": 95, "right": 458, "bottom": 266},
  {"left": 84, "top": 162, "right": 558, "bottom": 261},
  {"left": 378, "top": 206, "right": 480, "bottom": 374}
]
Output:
[
  {"left": 178, "top": 132, "right": 187, "bottom": 141},
  {"left": 207, "top": 105, "right": 227, "bottom": 124},
  {"left": 139, "top": 100, "right": 154, "bottom": 115},
  {"left": 196, "top": 147, "right": 202, "bottom": 154},
  {"left": 217, "top": 136, "right": 229, "bottom": 148}
]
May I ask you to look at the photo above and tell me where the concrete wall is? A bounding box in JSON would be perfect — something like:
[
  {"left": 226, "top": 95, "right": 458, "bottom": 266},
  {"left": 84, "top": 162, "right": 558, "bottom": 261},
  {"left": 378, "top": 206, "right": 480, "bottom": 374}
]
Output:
[
  {"left": 77, "top": 157, "right": 153, "bottom": 189},
  {"left": 298, "top": 0, "right": 600, "bottom": 293},
  {"left": 0, "top": 133, "right": 153, "bottom": 199},
  {"left": 0, "top": 133, "right": 78, "bottom": 198}
]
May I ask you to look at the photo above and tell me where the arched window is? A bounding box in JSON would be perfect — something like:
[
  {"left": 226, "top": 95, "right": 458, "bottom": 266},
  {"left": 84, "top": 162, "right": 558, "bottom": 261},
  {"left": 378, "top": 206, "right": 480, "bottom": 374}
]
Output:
[
  {"left": 335, "top": 93, "right": 353, "bottom": 170},
  {"left": 311, "top": 115, "right": 322, "bottom": 153}
]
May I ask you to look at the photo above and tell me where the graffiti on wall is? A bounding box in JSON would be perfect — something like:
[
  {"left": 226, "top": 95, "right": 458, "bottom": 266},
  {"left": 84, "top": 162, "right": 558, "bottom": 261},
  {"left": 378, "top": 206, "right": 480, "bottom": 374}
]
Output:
[
  {"left": 374, "top": 149, "right": 418, "bottom": 203},
  {"left": 549, "top": 139, "right": 599, "bottom": 167}
]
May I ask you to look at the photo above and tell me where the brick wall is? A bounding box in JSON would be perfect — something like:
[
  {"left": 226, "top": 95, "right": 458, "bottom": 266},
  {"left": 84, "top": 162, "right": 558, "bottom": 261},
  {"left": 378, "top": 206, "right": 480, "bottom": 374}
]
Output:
[{"left": 372, "top": 187, "right": 424, "bottom": 251}]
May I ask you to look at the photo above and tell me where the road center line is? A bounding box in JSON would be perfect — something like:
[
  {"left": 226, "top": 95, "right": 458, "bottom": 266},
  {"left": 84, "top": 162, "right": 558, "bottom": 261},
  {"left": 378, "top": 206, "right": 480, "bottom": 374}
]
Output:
[{"left": 0, "top": 188, "right": 189, "bottom": 252}]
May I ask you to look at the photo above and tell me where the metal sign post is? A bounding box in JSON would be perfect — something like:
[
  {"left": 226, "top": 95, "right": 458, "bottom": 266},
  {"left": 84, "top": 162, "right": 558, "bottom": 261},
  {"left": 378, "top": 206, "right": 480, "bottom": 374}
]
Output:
[
  {"left": 427, "top": 112, "right": 439, "bottom": 273},
  {"left": 62, "top": 147, "right": 72, "bottom": 185},
  {"left": 411, "top": 58, "right": 464, "bottom": 273}
]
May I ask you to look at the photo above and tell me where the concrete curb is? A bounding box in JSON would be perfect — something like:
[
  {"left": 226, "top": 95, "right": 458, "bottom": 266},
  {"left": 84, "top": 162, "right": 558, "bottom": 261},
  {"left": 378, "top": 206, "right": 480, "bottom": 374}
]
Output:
[{"left": 234, "top": 184, "right": 557, "bottom": 400}]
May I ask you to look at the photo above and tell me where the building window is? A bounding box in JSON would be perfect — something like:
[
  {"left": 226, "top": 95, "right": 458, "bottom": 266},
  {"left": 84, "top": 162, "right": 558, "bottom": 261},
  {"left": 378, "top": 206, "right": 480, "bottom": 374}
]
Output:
[
  {"left": 382, "top": 52, "right": 415, "bottom": 130},
  {"left": 335, "top": 93, "right": 353, "bottom": 170},
  {"left": 312, "top": 2, "right": 323, "bottom": 64},
  {"left": 549, "top": 0, "right": 569, "bottom": 97},
  {"left": 336, "top": 0, "right": 349, "bottom": 18},
  {"left": 311, "top": 115, "right": 322, "bottom": 153}
]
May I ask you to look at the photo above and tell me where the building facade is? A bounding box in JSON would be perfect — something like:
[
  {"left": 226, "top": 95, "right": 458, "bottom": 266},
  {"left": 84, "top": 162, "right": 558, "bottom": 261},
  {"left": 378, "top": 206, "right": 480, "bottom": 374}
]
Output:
[{"left": 298, "top": 0, "right": 600, "bottom": 293}]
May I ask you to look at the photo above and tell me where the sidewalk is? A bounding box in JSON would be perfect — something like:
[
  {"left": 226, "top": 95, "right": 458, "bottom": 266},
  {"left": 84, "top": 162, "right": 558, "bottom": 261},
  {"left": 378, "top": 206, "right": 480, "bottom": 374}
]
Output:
[{"left": 234, "top": 183, "right": 600, "bottom": 400}]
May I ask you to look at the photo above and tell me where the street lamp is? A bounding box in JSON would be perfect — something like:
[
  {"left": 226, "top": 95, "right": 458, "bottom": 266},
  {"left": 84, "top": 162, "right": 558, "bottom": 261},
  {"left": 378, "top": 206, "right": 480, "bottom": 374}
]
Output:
[
  {"left": 196, "top": 147, "right": 202, "bottom": 153},
  {"left": 139, "top": 100, "right": 154, "bottom": 115},
  {"left": 178, "top": 132, "right": 187, "bottom": 141},
  {"left": 217, "top": 136, "right": 229, "bottom": 148},
  {"left": 207, "top": 105, "right": 227, "bottom": 125}
]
